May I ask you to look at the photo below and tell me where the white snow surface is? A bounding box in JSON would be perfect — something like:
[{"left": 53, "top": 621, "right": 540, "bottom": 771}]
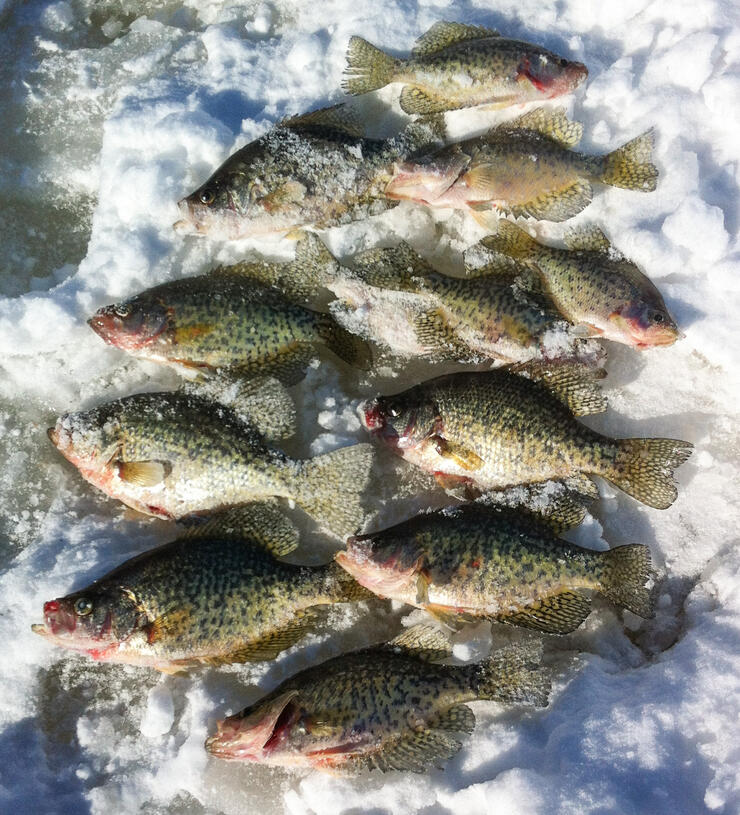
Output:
[{"left": 1, "top": 1, "right": 739, "bottom": 814}]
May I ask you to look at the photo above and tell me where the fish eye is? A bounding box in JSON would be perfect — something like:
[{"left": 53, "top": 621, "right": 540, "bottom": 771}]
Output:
[
  {"left": 74, "top": 597, "right": 93, "bottom": 616},
  {"left": 559, "top": 58, "right": 569, "bottom": 67},
  {"left": 113, "top": 303, "right": 132, "bottom": 318},
  {"left": 652, "top": 312, "right": 664, "bottom": 324},
  {"left": 199, "top": 188, "right": 216, "bottom": 205},
  {"left": 387, "top": 403, "right": 402, "bottom": 419}
]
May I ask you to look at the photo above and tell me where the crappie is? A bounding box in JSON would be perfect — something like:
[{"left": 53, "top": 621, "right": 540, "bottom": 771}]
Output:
[
  {"left": 343, "top": 21, "right": 587, "bottom": 113},
  {"left": 48, "top": 391, "right": 374, "bottom": 537},
  {"left": 360, "top": 365, "right": 692, "bottom": 509},
  {"left": 175, "top": 104, "right": 442, "bottom": 240},
  {"left": 205, "top": 625, "right": 550, "bottom": 772},
  {"left": 337, "top": 503, "right": 653, "bottom": 634},
  {"left": 385, "top": 108, "right": 658, "bottom": 222},
  {"left": 32, "top": 504, "right": 370, "bottom": 673},
  {"left": 88, "top": 240, "right": 369, "bottom": 384},
  {"left": 477, "top": 221, "right": 680, "bottom": 348}
]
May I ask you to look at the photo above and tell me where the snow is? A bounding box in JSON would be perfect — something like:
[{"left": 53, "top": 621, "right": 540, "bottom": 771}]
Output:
[{"left": 1, "top": 1, "right": 739, "bottom": 814}]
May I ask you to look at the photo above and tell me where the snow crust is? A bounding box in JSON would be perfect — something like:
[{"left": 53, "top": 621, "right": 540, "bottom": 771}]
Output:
[{"left": 0, "top": 1, "right": 738, "bottom": 813}]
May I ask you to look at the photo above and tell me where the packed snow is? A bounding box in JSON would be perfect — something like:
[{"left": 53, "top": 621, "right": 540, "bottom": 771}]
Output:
[{"left": 1, "top": 1, "right": 739, "bottom": 813}]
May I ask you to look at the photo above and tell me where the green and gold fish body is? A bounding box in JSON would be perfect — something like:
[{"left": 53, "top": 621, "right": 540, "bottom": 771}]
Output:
[
  {"left": 337, "top": 504, "right": 653, "bottom": 634},
  {"left": 206, "top": 625, "right": 550, "bottom": 772}
]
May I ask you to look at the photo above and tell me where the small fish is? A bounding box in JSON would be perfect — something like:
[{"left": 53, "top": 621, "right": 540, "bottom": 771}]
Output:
[
  {"left": 32, "top": 504, "right": 371, "bottom": 673},
  {"left": 360, "top": 365, "right": 692, "bottom": 509},
  {"left": 336, "top": 502, "right": 653, "bottom": 634},
  {"left": 477, "top": 221, "right": 681, "bottom": 348},
  {"left": 48, "top": 391, "right": 374, "bottom": 537},
  {"left": 343, "top": 21, "right": 587, "bottom": 113},
  {"left": 88, "top": 238, "right": 369, "bottom": 385},
  {"left": 385, "top": 107, "right": 658, "bottom": 223},
  {"left": 175, "top": 104, "right": 443, "bottom": 240},
  {"left": 205, "top": 625, "right": 550, "bottom": 772}
]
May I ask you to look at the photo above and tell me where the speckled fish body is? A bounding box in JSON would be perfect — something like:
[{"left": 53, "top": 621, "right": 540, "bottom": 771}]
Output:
[
  {"left": 385, "top": 108, "right": 658, "bottom": 223},
  {"left": 175, "top": 105, "right": 442, "bottom": 240},
  {"left": 360, "top": 367, "right": 692, "bottom": 509},
  {"left": 48, "top": 391, "right": 374, "bottom": 536},
  {"left": 205, "top": 626, "right": 550, "bottom": 772},
  {"left": 336, "top": 504, "right": 653, "bottom": 634},
  {"left": 343, "top": 22, "right": 587, "bottom": 113},
  {"left": 32, "top": 507, "right": 368, "bottom": 672},
  {"left": 478, "top": 221, "right": 681, "bottom": 348}
]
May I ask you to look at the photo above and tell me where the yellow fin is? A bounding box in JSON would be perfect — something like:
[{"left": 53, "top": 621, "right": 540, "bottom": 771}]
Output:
[
  {"left": 426, "top": 434, "right": 484, "bottom": 471},
  {"left": 399, "top": 84, "right": 459, "bottom": 114},
  {"left": 495, "top": 590, "right": 592, "bottom": 634},
  {"left": 509, "top": 178, "right": 594, "bottom": 223},
  {"left": 510, "top": 360, "right": 608, "bottom": 417},
  {"left": 413, "top": 307, "right": 473, "bottom": 360},
  {"left": 461, "top": 163, "right": 499, "bottom": 198},
  {"left": 564, "top": 224, "right": 613, "bottom": 254},
  {"left": 117, "top": 460, "right": 170, "bottom": 487},
  {"left": 480, "top": 220, "right": 540, "bottom": 259},
  {"left": 412, "top": 21, "right": 499, "bottom": 57},
  {"left": 497, "top": 107, "right": 583, "bottom": 149},
  {"left": 385, "top": 624, "right": 452, "bottom": 662},
  {"left": 146, "top": 607, "right": 193, "bottom": 644}
]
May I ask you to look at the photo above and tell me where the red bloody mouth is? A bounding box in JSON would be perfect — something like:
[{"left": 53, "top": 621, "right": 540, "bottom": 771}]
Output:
[
  {"left": 43, "top": 600, "right": 77, "bottom": 635},
  {"left": 361, "top": 400, "right": 385, "bottom": 431}
]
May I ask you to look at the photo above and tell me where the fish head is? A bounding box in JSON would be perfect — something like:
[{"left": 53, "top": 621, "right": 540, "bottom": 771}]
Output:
[
  {"left": 88, "top": 298, "right": 172, "bottom": 353},
  {"left": 385, "top": 147, "right": 469, "bottom": 204},
  {"left": 608, "top": 286, "right": 681, "bottom": 349},
  {"left": 516, "top": 50, "right": 588, "bottom": 98},
  {"left": 359, "top": 393, "right": 437, "bottom": 452},
  {"left": 336, "top": 534, "right": 423, "bottom": 599}
]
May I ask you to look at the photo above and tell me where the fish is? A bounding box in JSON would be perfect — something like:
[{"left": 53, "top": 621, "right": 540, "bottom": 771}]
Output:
[
  {"left": 32, "top": 504, "right": 371, "bottom": 673},
  {"left": 205, "top": 625, "right": 550, "bottom": 772},
  {"left": 360, "top": 364, "right": 693, "bottom": 509},
  {"left": 48, "top": 391, "right": 374, "bottom": 537},
  {"left": 476, "top": 221, "right": 681, "bottom": 348},
  {"left": 343, "top": 21, "right": 587, "bottom": 114},
  {"left": 175, "top": 104, "right": 443, "bottom": 240},
  {"left": 336, "top": 502, "right": 653, "bottom": 634},
  {"left": 327, "top": 240, "right": 588, "bottom": 364},
  {"left": 88, "top": 238, "right": 370, "bottom": 385},
  {"left": 384, "top": 107, "right": 658, "bottom": 223}
]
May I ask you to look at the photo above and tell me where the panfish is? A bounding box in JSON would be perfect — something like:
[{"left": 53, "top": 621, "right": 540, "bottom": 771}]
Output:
[
  {"left": 360, "top": 365, "right": 692, "bottom": 509},
  {"left": 385, "top": 107, "right": 658, "bottom": 223},
  {"left": 337, "top": 502, "right": 653, "bottom": 634},
  {"left": 477, "top": 221, "right": 680, "bottom": 348},
  {"left": 33, "top": 504, "right": 371, "bottom": 673},
  {"left": 205, "top": 625, "right": 550, "bottom": 772},
  {"left": 343, "top": 21, "right": 587, "bottom": 113},
  {"left": 48, "top": 391, "right": 374, "bottom": 537}
]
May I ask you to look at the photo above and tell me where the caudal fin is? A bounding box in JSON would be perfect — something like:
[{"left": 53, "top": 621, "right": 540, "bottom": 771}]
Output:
[
  {"left": 600, "top": 129, "right": 658, "bottom": 191},
  {"left": 295, "top": 443, "right": 374, "bottom": 537},
  {"left": 316, "top": 314, "right": 372, "bottom": 370},
  {"left": 600, "top": 544, "right": 654, "bottom": 618},
  {"left": 342, "top": 36, "right": 400, "bottom": 95},
  {"left": 470, "top": 640, "right": 551, "bottom": 707},
  {"left": 606, "top": 437, "right": 693, "bottom": 509}
]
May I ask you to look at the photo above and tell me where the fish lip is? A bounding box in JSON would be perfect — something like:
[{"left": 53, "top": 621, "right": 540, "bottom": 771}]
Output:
[
  {"left": 47, "top": 425, "right": 59, "bottom": 446},
  {"left": 41, "top": 599, "right": 77, "bottom": 636}
]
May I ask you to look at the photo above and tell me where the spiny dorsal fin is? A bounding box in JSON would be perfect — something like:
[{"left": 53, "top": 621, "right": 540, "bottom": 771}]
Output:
[
  {"left": 563, "top": 224, "right": 614, "bottom": 254},
  {"left": 533, "top": 491, "right": 588, "bottom": 533},
  {"left": 280, "top": 104, "right": 364, "bottom": 140},
  {"left": 385, "top": 624, "right": 452, "bottom": 662},
  {"left": 510, "top": 360, "right": 608, "bottom": 416},
  {"left": 495, "top": 107, "right": 583, "bottom": 149},
  {"left": 412, "top": 21, "right": 499, "bottom": 57},
  {"left": 479, "top": 220, "right": 540, "bottom": 260},
  {"left": 432, "top": 704, "right": 475, "bottom": 735}
]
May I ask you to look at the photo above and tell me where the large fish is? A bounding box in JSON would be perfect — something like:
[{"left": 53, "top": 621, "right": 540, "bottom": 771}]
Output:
[
  {"left": 360, "top": 365, "right": 692, "bottom": 509},
  {"left": 33, "top": 504, "right": 370, "bottom": 672},
  {"left": 336, "top": 502, "right": 653, "bottom": 634},
  {"left": 343, "top": 21, "right": 587, "bottom": 113},
  {"left": 205, "top": 625, "right": 550, "bottom": 772},
  {"left": 477, "top": 221, "right": 680, "bottom": 348},
  {"left": 385, "top": 107, "right": 658, "bottom": 223},
  {"left": 175, "top": 105, "right": 442, "bottom": 240},
  {"left": 48, "top": 391, "right": 374, "bottom": 537},
  {"left": 88, "top": 238, "right": 369, "bottom": 384}
]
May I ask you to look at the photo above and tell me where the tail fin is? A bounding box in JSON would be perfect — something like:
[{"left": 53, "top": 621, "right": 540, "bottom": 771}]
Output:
[
  {"left": 286, "top": 233, "right": 340, "bottom": 301},
  {"left": 480, "top": 220, "right": 541, "bottom": 260},
  {"left": 470, "top": 640, "right": 551, "bottom": 707},
  {"left": 316, "top": 314, "right": 372, "bottom": 370},
  {"left": 295, "top": 443, "right": 374, "bottom": 537},
  {"left": 600, "top": 544, "right": 654, "bottom": 618},
  {"left": 342, "top": 36, "right": 401, "bottom": 95},
  {"left": 606, "top": 438, "right": 693, "bottom": 509},
  {"left": 600, "top": 129, "right": 658, "bottom": 191}
]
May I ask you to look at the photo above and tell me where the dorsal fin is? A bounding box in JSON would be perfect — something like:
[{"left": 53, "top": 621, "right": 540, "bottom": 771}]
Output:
[
  {"left": 351, "top": 242, "right": 434, "bottom": 290},
  {"left": 384, "top": 624, "right": 452, "bottom": 662},
  {"left": 492, "top": 107, "right": 583, "bottom": 149},
  {"left": 563, "top": 224, "right": 614, "bottom": 254},
  {"left": 510, "top": 360, "right": 608, "bottom": 416},
  {"left": 280, "top": 104, "right": 364, "bottom": 140},
  {"left": 412, "top": 21, "right": 499, "bottom": 57}
]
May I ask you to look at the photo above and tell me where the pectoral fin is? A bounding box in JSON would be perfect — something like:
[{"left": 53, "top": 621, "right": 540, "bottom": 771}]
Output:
[
  {"left": 426, "top": 434, "right": 484, "bottom": 471},
  {"left": 117, "top": 460, "right": 171, "bottom": 487}
]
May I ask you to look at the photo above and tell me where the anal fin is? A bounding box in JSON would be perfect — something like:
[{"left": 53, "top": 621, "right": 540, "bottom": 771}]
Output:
[
  {"left": 400, "top": 85, "right": 459, "bottom": 115},
  {"left": 413, "top": 307, "right": 474, "bottom": 360},
  {"left": 495, "top": 590, "right": 592, "bottom": 635},
  {"left": 508, "top": 179, "right": 594, "bottom": 223}
]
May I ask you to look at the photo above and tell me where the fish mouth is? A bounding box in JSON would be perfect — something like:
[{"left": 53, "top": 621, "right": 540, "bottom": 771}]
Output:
[
  {"left": 337, "top": 537, "right": 423, "bottom": 598},
  {"left": 359, "top": 398, "right": 386, "bottom": 432},
  {"left": 38, "top": 599, "right": 77, "bottom": 636},
  {"left": 206, "top": 691, "right": 301, "bottom": 762}
]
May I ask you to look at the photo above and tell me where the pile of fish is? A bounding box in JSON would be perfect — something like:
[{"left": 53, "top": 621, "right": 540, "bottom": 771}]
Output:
[{"left": 35, "top": 21, "right": 693, "bottom": 776}]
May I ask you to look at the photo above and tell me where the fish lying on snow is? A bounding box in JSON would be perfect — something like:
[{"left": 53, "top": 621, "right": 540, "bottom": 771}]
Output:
[
  {"left": 337, "top": 502, "right": 653, "bottom": 634},
  {"left": 343, "top": 21, "right": 587, "bottom": 113},
  {"left": 360, "top": 364, "right": 692, "bottom": 509},
  {"left": 33, "top": 504, "right": 371, "bottom": 673},
  {"left": 48, "top": 391, "right": 374, "bottom": 537},
  {"left": 175, "top": 104, "right": 443, "bottom": 240},
  {"left": 88, "top": 237, "right": 370, "bottom": 384},
  {"left": 205, "top": 625, "right": 550, "bottom": 772},
  {"left": 476, "top": 221, "right": 680, "bottom": 349},
  {"left": 385, "top": 107, "right": 658, "bottom": 223}
]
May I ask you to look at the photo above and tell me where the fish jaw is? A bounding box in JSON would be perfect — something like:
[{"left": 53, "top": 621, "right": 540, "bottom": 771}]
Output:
[
  {"left": 87, "top": 304, "right": 170, "bottom": 353},
  {"left": 174, "top": 194, "right": 301, "bottom": 240},
  {"left": 32, "top": 599, "right": 120, "bottom": 660},
  {"left": 335, "top": 538, "right": 422, "bottom": 601},
  {"left": 607, "top": 310, "right": 682, "bottom": 349}
]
